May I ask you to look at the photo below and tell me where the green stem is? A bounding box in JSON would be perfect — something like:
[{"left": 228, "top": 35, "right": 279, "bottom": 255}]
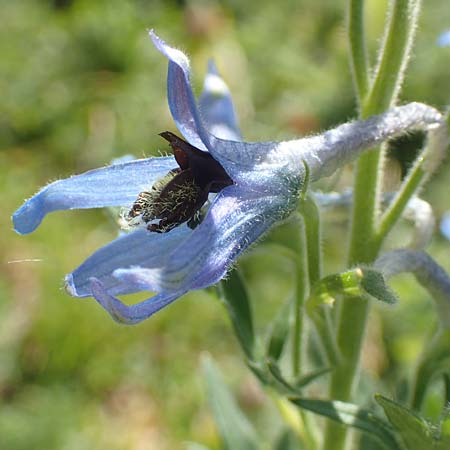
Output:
[
  {"left": 300, "top": 196, "right": 340, "bottom": 366},
  {"left": 302, "top": 196, "right": 322, "bottom": 286},
  {"left": 285, "top": 211, "right": 317, "bottom": 449},
  {"left": 348, "top": 0, "right": 369, "bottom": 104},
  {"left": 292, "top": 215, "right": 308, "bottom": 378},
  {"left": 363, "top": 0, "right": 421, "bottom": 116},
  {"left": 375, "top": 163, "right": 425, "bottom": 245},
  {"left": 322, "top": 1, "right": 421, "bottom": 449}
]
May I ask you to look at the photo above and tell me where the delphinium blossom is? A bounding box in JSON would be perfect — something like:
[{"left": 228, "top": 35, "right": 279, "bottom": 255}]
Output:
[{"left": 12, "top": 31, "right": 448, "bottom": 324}]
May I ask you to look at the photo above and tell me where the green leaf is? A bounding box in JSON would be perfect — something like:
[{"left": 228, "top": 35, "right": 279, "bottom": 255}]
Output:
[
  {"left": 411, "top": 329, "right": 450, "bottom": 409},
  {"left": 266, "top": 359, "right": 299, "bottom": 394},
  {"left": 376, "top": 395, "right": 450, "bottom": 450},
  {"left": 290, "top": 397, "right": 401, "bottom": 450},
  {"left": 294, "top": 367, "right": 332, "bottom": 389},
  {"left": 272, "top": 428, "right": 302, "bottom": 450},
  {"left": 266, "top": 298, "right": 293, "bottom": 361},
  {"left": 266, "top": 359, "right": 331, "bottom": 396},
  {"left": 202, "top": 356, "right": 260, "bottom": 450},
  {"left": 218, "top": 269, "right": 255, "bottom": 360}
]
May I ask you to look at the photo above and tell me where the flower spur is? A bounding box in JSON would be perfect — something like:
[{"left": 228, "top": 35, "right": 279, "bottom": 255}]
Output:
[{"left": 12, "top": 31, "right": 448, "bottom": 324}]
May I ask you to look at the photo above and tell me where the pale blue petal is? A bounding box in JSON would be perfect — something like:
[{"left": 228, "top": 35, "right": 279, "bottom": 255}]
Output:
[
  {"left": 199, "top": 60, "right": 241, "bottom": 141},
  {"left": 90, "top": 278, "right": 187, "bottom": 325},
  {"left": 66, "top": 225, "right": 191, "bottom": 297},
  {"left": 13, "top": 156, "right": 177, "bottom": 234},
  {"left": 113, "top": 184, "right": 295, "bottom": 293},
  {"left": 149, "top": 30, "right": 211, "bottom": 151},
  {"left": 207, "top": 135, "right": 286, "bottom": 186},
  {"left": 437, "top": 30, "right": 450, "bottom": 47}
]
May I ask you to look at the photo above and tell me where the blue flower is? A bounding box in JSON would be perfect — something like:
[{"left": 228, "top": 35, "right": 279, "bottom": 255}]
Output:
[
  {"left": 437, "top": 30, "right": 450, "bottom": 47},
  {"left": 440, "top": 212, "right": 450, "bottom": 240},
  {"left": 12, "top": 31, "right": 447, "bottom": 324}
]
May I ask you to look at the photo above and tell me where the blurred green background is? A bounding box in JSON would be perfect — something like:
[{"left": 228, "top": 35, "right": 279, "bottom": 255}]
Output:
[{"left": 1, "top": 0, "right": 450, "bottom": 448}]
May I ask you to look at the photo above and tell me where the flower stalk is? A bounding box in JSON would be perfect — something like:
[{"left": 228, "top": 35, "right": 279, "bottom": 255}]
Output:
[{"left": 324, "top": 1, "right": 423, "bottom": 449}]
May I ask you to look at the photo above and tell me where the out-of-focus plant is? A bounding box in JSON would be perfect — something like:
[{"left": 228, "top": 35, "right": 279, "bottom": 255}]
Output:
[{"left": 10, "top": 1, "right": 450, "bottom": 450}]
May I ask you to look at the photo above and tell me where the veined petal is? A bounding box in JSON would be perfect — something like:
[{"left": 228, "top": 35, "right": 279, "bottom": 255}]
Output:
[
  {"left": 149, "top": 30, "right": 211, "bottom": 151},
  {"left": 199, "top": 60, "right": 241, "bottom": 141},
  {"left": 66, "top": 225, "right": 191, "bottom": 297},
  {"left": 113, "top": 184, "right": 297, "bottom": 293},
  {"left": 13, "top": 156, "right": 177, "bottom": 234},
  {"left": 90, "top": 278, "right": 187, "bottom": 325}
]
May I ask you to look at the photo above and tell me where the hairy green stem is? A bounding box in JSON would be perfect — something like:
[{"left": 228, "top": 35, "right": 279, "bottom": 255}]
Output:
[
  {"left": 300, "top": 197, "right": 340, "bottom": 366},
  {"left": 363, "top": 0, "right": 421, "bottom": 116},
  {"left": 322, "top": 1, "right": 421, "bottom": 449},
  {"left": 292, "top": 215, "right": 308, "bottom": 378},
  {"left": 348, "top": 0, "right": 369, "bottom": 104},
  {"left": 302, "top": 196, "right": 322, "bottom": 287},
  {"left": 375, "top": 164, "right": 425, "bottom": 245}
]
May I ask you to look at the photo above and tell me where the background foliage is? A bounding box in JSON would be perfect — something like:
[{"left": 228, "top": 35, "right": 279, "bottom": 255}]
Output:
[{"left": 1, "top": 0, "right": 449, "bottom": 448}]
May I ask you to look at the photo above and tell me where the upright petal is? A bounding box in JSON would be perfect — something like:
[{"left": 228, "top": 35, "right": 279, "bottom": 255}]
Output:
[
  {"left": 113, "top": 184, "right": 298, "bottom": 293},
  {"left": 13, "top": 156, "right": 177, "bottom": 234},
  {"left": 199, "top": 60, "right": 242, "bottom": 141},
  {"left": 149, "top": 30, "right": 211, "bottom": 151},
  {"left": 66, "top": 224, "right": 191, "bottom": 297}
]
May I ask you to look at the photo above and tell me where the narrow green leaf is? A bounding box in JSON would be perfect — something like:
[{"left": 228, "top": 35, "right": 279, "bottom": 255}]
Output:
[
  {"left": 294, "top": 367, "right": 332, "bottom": 389},
  {"left": 411, "top": 329, "right": 450, "bottom": 409},
  {"left": 202, "top": 356, "right": 260, "bottom": 450},
  {"left": 267, "top": 298, "right": 293, "bottom": 361},
  {"left": 266, "top": 359, "right": 298, "bottom": 394},
  {"left": 266, "top": 360, "right": 331, "bottom": 396},
  {"left": 272, "top": 428, "right": 302, "bottom": 450},
  {"left": 290, "top": 397, "right": 401, "bottom": 450},
  {"left": 219, "top": 269, "right": 255, "bottom": 360},
  {"left": 246, "top": 359, "right": 269, "bottom": 385},
  {"left": 376, "top": 395, "right": 450, "bottom": 450}
]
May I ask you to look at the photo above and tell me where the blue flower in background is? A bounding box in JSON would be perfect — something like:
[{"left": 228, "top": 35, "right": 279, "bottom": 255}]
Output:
[
  {"left": 437, "top": 30, "right": 450, "bottom": 47},
  {"left": 440, "top": 212, "right": 450, "bottom": 240},
  {"left": 13, "top": 31, "right": 447, "bottom": 324}
]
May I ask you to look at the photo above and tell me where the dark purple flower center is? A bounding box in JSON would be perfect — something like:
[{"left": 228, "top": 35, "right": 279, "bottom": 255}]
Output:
[{"left": 124, "top": 132, "right": 233, "bottom": 233}]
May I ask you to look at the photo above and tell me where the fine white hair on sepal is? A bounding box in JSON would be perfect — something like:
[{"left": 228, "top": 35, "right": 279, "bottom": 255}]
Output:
[{"left": 297, "top": 102, "right": 448, "bottom": 181}]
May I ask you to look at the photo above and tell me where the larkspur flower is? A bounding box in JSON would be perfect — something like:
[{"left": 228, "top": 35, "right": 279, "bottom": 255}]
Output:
[{"left": 12, "top": 31, "right": 448, "bottom": 324}]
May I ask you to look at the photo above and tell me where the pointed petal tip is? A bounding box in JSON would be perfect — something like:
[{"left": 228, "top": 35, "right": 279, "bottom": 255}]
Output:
[
  {"left": 207, "top": 59, "right": 219, "bottom": 75},
  {"left": 148, "top": 30, "right": 190, "bottom": 72},
  {"left": 148, "top": 29, "right": 159, "bottom": 45},
  {"left": 64, "top": 273, "right": 79, "bottom": 297}
]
